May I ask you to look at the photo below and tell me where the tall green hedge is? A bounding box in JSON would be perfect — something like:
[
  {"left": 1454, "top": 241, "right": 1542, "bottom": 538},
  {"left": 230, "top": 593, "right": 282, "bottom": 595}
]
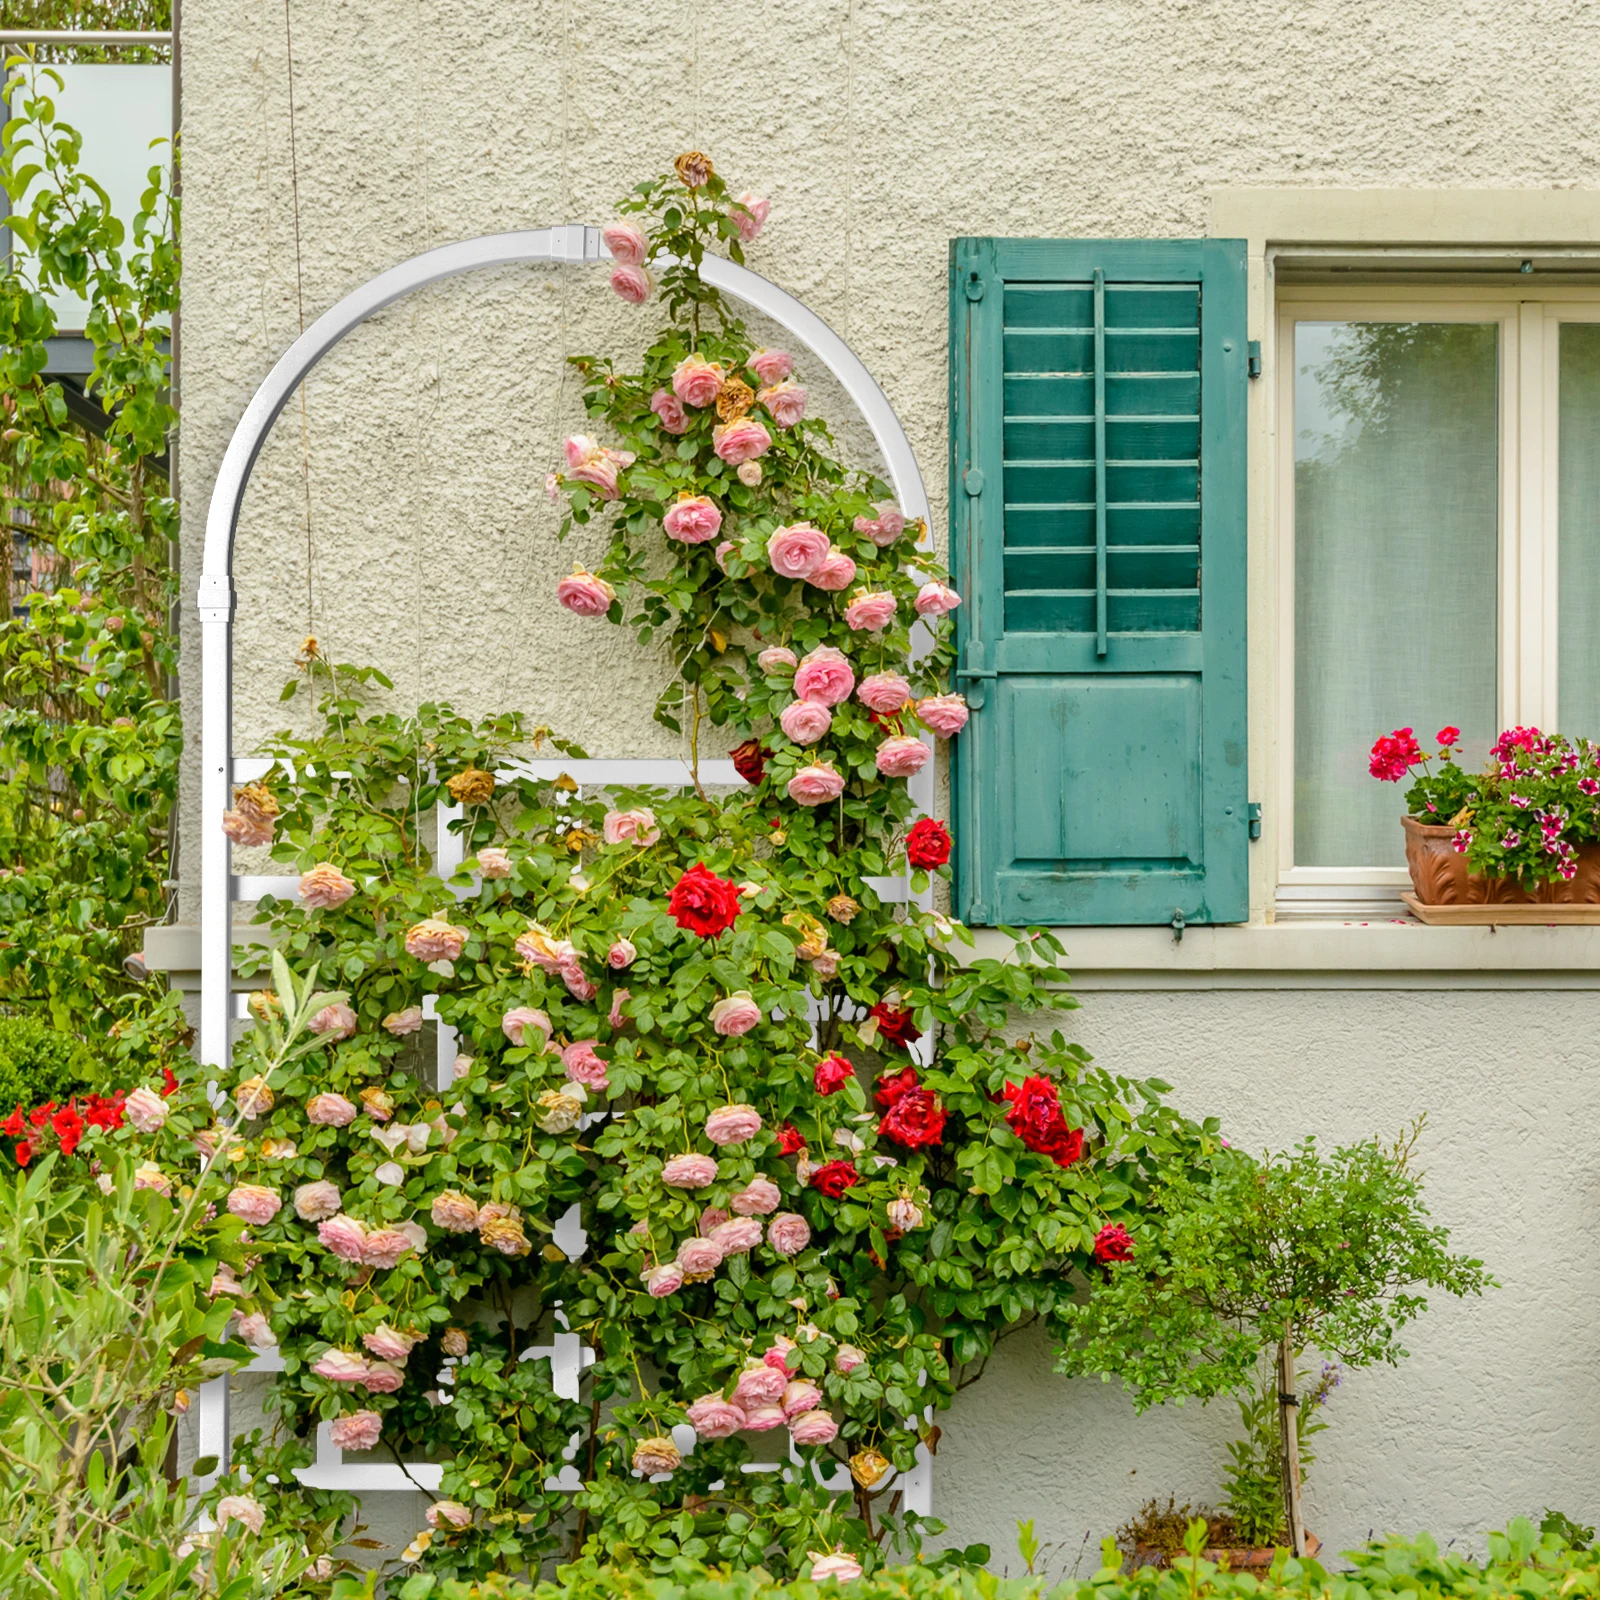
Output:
[{"left": 0, "top": 1016, "right": 95, "bottom": 1112}]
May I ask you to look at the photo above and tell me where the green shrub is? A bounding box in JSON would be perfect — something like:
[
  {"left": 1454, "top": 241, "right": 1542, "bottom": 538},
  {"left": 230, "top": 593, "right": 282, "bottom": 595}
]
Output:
[{"left": 0, "top": 1015, "right": 95, "bottom": 1111}]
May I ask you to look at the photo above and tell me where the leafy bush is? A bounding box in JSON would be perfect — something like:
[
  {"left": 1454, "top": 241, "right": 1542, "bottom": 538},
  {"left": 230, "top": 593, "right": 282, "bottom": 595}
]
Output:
[{"left": 0, "top": 1013, "right": 96, "bottom": 1110}]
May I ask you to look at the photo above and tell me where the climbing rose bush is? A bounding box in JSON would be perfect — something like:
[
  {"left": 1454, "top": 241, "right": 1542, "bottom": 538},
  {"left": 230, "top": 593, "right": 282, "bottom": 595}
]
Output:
[{"left": 212, "top": 157, "right": 1225, "bottom": 1584}]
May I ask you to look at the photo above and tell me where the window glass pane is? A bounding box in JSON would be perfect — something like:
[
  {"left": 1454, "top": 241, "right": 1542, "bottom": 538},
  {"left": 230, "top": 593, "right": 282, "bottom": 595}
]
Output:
[
  {"left": 1559, "top": 322, "right": 1600, "bottom": 737},
  {"left": 1294, "top": 321, "right": 1500, "bottom": 867}
]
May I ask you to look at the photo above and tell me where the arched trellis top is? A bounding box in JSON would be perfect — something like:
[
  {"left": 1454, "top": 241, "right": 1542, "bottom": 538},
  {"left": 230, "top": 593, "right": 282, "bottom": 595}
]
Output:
[{"left": 199, "top": 223, "right": 933, "bottom": 1073}]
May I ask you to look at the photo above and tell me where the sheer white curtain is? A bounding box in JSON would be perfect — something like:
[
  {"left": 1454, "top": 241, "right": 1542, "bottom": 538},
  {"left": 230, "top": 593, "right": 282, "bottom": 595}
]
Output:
[
  {"left": 1293, "top": 321, "right": 1500, "bottom": 867},
  {"left": 1559, "top": 322, "right": 1600, "bottom": 739}
]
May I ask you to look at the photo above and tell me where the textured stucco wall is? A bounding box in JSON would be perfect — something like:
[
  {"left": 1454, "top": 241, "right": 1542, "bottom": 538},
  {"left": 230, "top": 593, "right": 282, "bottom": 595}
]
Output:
[{"left": 179, "top": 0, "right": 1600, "bottom": 1569}]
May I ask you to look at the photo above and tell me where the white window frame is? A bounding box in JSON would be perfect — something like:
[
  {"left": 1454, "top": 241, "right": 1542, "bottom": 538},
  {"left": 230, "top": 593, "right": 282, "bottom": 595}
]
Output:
[{"left": 1273, "top": 282, "right": 1600, "bottom": 914}]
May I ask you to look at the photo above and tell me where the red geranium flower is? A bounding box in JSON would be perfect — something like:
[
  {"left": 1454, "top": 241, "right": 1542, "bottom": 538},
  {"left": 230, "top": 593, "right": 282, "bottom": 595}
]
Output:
[
  {"left": 868, "top": 1003, "right": 921, "bottom": 1049},
  {"left": 814, "top": 1054, "right": 854, "bottom": 1096},
  {"left": 878, "top": 1087, "right": 946, "bottom": 1149},
  {"left": 731, "top": 739, "right": 768, "bottom": 786},
  {"left": 775, "top": 1121, "right": 806, "bottom": 1155},
  {"left": 1435, "top": 726, "right": 1461, "bottom": 749},
  {"left": 51, "top": 1104, "right": 85, "bottom": 1158},
  {"left": 873, "top": 1066, "right": 920, "bottom": 1107},
  {"left": 667, "top": 863, "right": 743, "bottom": 938},
  {"left": 1001, "top": 1076, "right": 1086, "bottom": 1169},
  {"left": 1368, "top": 728, "right": 1424, "bottom": 782},
  {"left": 1093, "top": 1222, "right": 1134, "bottom": 1264},
  {"left": 809, "top": 1159, "right": 861, "bottom": 1198},
  {"left": 905, "top": 817, "right": 952, "bottom": 870}
]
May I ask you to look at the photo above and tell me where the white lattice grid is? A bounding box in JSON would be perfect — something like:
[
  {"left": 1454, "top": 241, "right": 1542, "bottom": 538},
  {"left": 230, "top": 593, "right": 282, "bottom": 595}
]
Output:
[{"left": 198, "top": 754, "right": 933, "bottom": 1514}]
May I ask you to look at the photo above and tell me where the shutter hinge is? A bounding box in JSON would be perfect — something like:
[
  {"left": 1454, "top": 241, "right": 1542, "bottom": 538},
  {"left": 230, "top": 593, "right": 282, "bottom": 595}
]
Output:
[
  {"left": 965, "top": 270, "right": 985, "bottom": 301},
  {"left": 1247, "top": 801, "right": 1262, "bottom": 841},
  {"left": 1247, "top": 340, "right": 1262, "bottom": 380},
  {"left": 1171, "top": 908, "right": 1186, "bottom": 943}
]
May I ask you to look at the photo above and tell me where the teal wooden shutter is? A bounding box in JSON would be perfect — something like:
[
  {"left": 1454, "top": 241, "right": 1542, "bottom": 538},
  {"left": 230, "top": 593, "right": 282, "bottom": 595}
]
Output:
[{"left": 949, "top": 238, "right": 1249, "bottom": 926}]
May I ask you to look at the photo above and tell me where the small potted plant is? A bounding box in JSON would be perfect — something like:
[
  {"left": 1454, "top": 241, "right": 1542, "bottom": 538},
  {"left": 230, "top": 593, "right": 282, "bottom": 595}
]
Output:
[
  {"left": 1370, "top": 724, "right": 1600, "bottom": 918},
  {"left": 1057, "top": 1124, "right": 1493, "bottom": 1562}
]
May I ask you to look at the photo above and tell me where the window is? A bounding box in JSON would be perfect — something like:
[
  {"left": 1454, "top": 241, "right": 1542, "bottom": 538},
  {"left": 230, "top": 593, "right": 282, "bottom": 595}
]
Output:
[{"left": 1276, "top": 286, "right": 1600, "bottom": 910}]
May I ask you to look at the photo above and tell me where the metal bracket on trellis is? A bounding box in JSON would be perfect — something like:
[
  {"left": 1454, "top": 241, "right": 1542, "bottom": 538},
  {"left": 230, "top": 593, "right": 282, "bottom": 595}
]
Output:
[{"left": 195, "top": 223, "right": 937, "bottom": 1515}]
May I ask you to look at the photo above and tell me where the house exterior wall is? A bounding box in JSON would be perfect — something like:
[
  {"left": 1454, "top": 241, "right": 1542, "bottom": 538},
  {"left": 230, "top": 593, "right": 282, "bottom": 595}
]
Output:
[{"left": 176, "top": 0, "right": 1600, "bottom": 1565}]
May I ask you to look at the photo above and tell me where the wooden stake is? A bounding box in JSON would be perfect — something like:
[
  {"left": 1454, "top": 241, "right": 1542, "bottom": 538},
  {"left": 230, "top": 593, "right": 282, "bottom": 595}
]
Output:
[{"left": 1278, "top": 1331, "right": 1307, "bottom": 1558}]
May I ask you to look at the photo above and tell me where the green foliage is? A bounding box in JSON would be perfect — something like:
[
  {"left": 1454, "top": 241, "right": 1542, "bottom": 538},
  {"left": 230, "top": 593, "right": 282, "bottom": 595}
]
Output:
[
  {"left": 1540, "top": 1511, "right": 1593, "bottom": 1552},
  {"left": 1218, "top": 1362, "right": 1332, "bottom": 1548},
  {"left": 0, "top": 2, "right": 171, "bottom": 63},
  {"left": 0, "top": 1011, "right": 96, "bottom": 1109}
]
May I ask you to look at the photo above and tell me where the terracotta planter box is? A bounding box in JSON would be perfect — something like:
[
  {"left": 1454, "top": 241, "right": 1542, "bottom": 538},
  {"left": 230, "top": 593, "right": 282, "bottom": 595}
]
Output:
[{"left": 1401, "top": 814, "right": 1600, "bottom": 923}]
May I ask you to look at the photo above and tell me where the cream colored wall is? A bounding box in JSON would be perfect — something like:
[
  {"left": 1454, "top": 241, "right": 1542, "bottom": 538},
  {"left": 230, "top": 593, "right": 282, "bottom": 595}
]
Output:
[{"left": 179, "top": 0, "right": 1600, "bottom": 1569}]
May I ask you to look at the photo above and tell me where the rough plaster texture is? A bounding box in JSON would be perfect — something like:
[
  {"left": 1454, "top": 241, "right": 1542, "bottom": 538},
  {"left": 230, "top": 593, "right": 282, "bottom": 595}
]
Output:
[{"left": 178, "top": 0, "right": 1600, "bottom": 1568}]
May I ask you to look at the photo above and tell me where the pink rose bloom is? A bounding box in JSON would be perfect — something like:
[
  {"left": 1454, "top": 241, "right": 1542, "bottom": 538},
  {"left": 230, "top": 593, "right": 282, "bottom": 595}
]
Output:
[
  {"left": 767, "top": 523, "right": 830, "bottom": 581},
  {"left": 709, "top": 1216, "right": 763, "bottom": 1255},
  {"left": 609, "top": 988, "right": 631, "bottom": 1030},
  {"left": 661, "top": 1152, "right": 719, "bottom": 1188},
  {"left": 124, "top": 1084, "right": 168, "bottom": 1133},
  {"left": 758, "top": 646, "right": 798, "bottom": 674},
  {"left": 844, "top": 591, "right": 898, "bottom": 632},
  {"left": 887, "top": 1195, "right": 925, "bottom": 1232},
  {"left": 545, "top": 471, "right": 562, "bottom": 502},
  {"left": 737, "top": 460, "right": 763, "bottom": 486},
  {"left": 914, "top": 581, "right": 962, "bottom": 617},
  {"left": 405, "top": 918, "right": 466, "bottom": 962},
  {"left": 603, "top": 807, "right": 661, "bottom": 845},
  {"left": 710, "top": 992, "right": 762, "bottom": 1036},
  {"left": 306, "top": 1093, "right": 357, "bottom": 1127},
  {"left": 713, "top": 417, "right": 772, "bottom": 465},
  {"left": 759, "top": 380, "right": 808, "bottom": 428},
  {"left": 794, "top": 646, "right": 855, "bottom": 706},
  {"left": 299, "top": 862, "right": 356, "bottom": 909},
  {"left": 563, "top": 966, "right": 598, "bottom": 1002},
  {"left": 556, "top": 567, "right": 616, "bottom": 617},
  {"left": 767, "top": 1212, "right": 812, "bottom": 1256},
  {"left": 811, "top": 549, "right": 857, "bottom": 592},
  {"left": 731, "top": 1177, "right": 781, "bottom": 1215},
  {"left": 221, "top": 808, "right": 273, "bottom": 848},
  {"left": 130, "top": 1162, "right": 168, "bottom": 1195},
  {"left": 764, "top": 1336, "right": 796, "bottom": 1372},
  {"left": 854, "top": 501, "right": 908, "bottom": 546},
  {"left": 215, "top": 1494, "right": 266, "bottom": 1536},
  {"left": 227, "top": 1184, "right": 282, "bottom": 1226},
  {"left": 364, "top": 1326, "right": 417, "bottom": 1363},
  {"left": 563, "top": 435, "right": 635, "bottom": 499},
  {"left": 608, "top": 938, "right": 636, "bottom": 969},
  {"left": 782, "top": 1379, "right": 824, "bottom": 1418},
  {"left": 672, "top": 355, "right": 725, "bottom": 409},
  {"left": 476, "top": 847, "right": 512, "bottom": 879},
  {"left": 788, "top": 763, "right": 846, "bottom": 807},
  {"left": 876, "top": 736, "right": 931, "bottom": 778},
  {"left": 427, "top": 1500, "right": 474, "bottom": 1530},
  {"left": 650, "top": 387, "right": 690, "bottom": 434},
  {"left": 601, "top": 218, "right": 648, "bottom": 265},
  {"left": 780, "top": 699, "right": 832, "bottom": 747},
  {"left": 514, "top": 925, "right": 567, "bottom": 972},
  {"left": 361, "top": 1361, "right": 405, "bottom": 1394},
  {"left": 834, "top": 1343, "right": 867, "bottom": 1374},
  {"left": 644, "top": 1262, "right": 684, "bottom": 1298},
  {"left": 294, "top": 1180, "right": 342, "bottom": 1222},
  {"left": 732, "top": 1362, "right": 787, "bottom": 1408},
  {"left": 705, "top": 1104, "right": 762, "bottom": 1146},
  {"left": 748, "top": 348, "right": 793, "bottom": 385},
  {"left": 809, "top": 1552, "right": 863, "bottom": 1582},
  {"left": 714, "top": 540, "right": 736, "bottom": 573},
  {"left": 686, "top": 1394, "right": 747, "bottom": 1439},
  {"left": 699, "top": 1207, "right": 730, "bottom": 1234},
  {"left": 562, "top": 1039, "right": 609, "bottom": 1090},
  {"left": 609, "top": 263, "right": 651, "bottom": 303},
  {"left": 740, "top": 1404, "right": 784, "bottom": 1433},
  {"left": 858, "top": 672, "right": 912, "bottom": 713},
  {"left": 501, "top": 1007, "right": 552, "bottom": 1048},
  {"left": 916, "top": 694, "right": 970, "bottom": 737},
  {"left": 311, "top": 1349, "right": 369, "bottom": 1384},
  {"left": 676, "top": 1235, "right": 724, "bottom": 1276},
  {"left": 383, "top": 1005, "right": 423, "bottom": 1037},
  {"left": 789, "top": 1409, "right": 839, "bottom": 1447},
  {"left": 431, "top": 1190, "right": 480, "bottom": 1232},
  {"left": 361, "top": 1228, "right": 415, "bottom": 1270},
  {"left": 235, "top": 1311, "right": 276, "bottom": 1350},
  {"left": 328, "top": 1411, "right": 383, "bottom": 1452},
  {"left": 662, "top": 494, "right": 723, "bottom": 544},
  {"left": 308, "top": 1002, "right": 358, "bottom": 1040},
  {"left": 732, "top": 191, "right": 770, "bottom": 242},
  {"left": 813, "top": 949, "right": 840, "bottom": 979}
]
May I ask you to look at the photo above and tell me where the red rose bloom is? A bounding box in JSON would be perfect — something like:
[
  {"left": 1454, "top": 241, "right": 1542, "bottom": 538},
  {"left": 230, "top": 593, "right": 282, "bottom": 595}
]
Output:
[
  {"left": 878, "top": 1087, "right": 946, "bottom": 1149},
  {"left": 668, "top": 863, "right": 744, "bottom": 938},
  {"left": 873, "top": 1066, "right": 920, "bottom": 1107},
  {"left": 161, "top": 1065, "right": 179, "bottom": 1097},
  {"left": 1093, "top": 1222, "right": 1134, "bottom": 1264},
  {"left": 868, "top": 1003, "right": 922, "bottom": 1049},
  {"left": 731, "top": 738, "right": 768, "bottom": 786},
  {"left": 905, "top": 817, "right": 952, "bottom": 870},
  {"left": 1002, "top": 1076, "right": 1086, "bottom": 1169},
  {"left": 52, "top": 1104, "right": 85, "bottom": 1158},
  {"left": 814, "top": 1054, "right": 854, "bottom": 1096},
  {"left": 776, "top": 1121, "right": 806, "bottom": 1155},
  {"left": 809, "top": 1159, "right": 861, "bottom": 1198}
]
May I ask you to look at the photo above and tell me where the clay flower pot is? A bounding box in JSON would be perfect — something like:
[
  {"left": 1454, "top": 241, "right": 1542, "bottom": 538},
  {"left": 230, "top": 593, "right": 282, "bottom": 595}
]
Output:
[
  {"left": 1203, "top": 1532, "right": 1321, "bottom": 1570},
  {"left": 1402, "top": 814, "right": 1600, "bottom": 906}
]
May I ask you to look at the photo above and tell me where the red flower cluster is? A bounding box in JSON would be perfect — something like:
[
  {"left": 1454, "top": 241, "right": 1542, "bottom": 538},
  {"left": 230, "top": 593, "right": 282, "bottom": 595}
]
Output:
[
  {"left": 775, "top": 1121, "right": 806, "bottom": 1155},
  {"left": 1001, "top": 1076, "right": 1085, "bottom": 1169},
  {"left": 730, "top": 738, "right": 768, "bottom": 786},
  {"left": 879, "top": 1087, "right": 946, "bottom": 1149},
  {"left": 1491, "top": 725, "right": 1549, "bottom": 764},
  {"left": 1368, "top": 727, "right": 1424, "bottom": 782},
  {"left": 809, "top": 1159, "right": 861, "bottom": 1198},
  {"left": 814, "top": 1054, "right": 853, "bottom": 1096},
  {"left": 1093, "top": 1222, "right": 1135, "bottom": 1264},
  {"left": 905, "top": 817, "right": 952, "bottom": 870},
  {"left": 3, "top": 1089, "right": 124, "bottom": 1166},
  {"left": 667, "top": 863, "right": 743, "bottom": 938},
  {"left": 868, "top": 1002, "right": 921, "bottom": 1049}
]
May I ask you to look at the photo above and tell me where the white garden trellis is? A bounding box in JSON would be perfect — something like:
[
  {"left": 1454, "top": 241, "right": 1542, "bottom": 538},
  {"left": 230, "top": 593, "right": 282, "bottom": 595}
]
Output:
[{"left": 195, "top": 224, "right": 935, "bottom": 1512}]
